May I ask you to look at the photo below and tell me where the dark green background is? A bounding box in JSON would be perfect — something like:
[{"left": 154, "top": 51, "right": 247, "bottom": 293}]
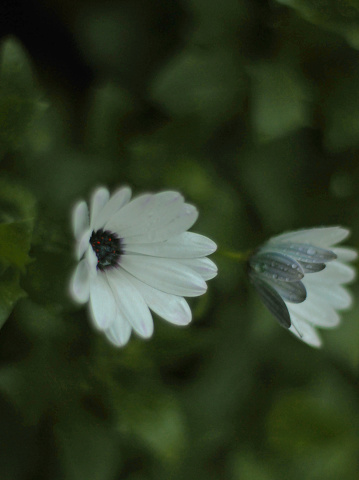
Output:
[{"left": 1, "top": 0, "right": 359, "bottom": 478}]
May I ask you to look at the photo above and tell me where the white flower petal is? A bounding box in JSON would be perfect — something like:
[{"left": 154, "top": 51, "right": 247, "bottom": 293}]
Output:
[
  {"left": 106, "top": 269, "right": 154, "bottom": 338},
  {"left": 304, "top": 261, "right": 355, "bottom": 285},
  {"left": 93, "top": 186, "right": 132, "bottom": 231},
  {"left": 72, "top": 201, "right": 89, "bottom": 240},
  {"left": 301, "top": 282, "right": 352, "bottom": 310},
  {"left": 287, "top": 295, "right": 340, "bottom": 328},
  {"left": 89, "top": 274, "right": 117, "bottom": 330},
  {"left": 289, "top": 314, "right": 322, "bottom": 348},
  {"left": 124, "top": 203, "right": 199, "bottom": 244},
  {"left": 119, "top": 254, "right": 207, "bottom": 297},
  {"left": 76, "top": 228, "right": 92, "bottom": 260},
  {"left": 85, "top": 245, "right": 98, "bottom": 273},
  {"left": 70, "top": 259, "right": 91, "bottom": 303},
  {"left": 332, "top": 247, "right": 358, "bottom": 263},
  {"left": 107, "top": 191, "right": 185, "bottom": 238},
  {"left": 124, "top": 232, "right": 217, "bottom": 258},
  {"left": 270, "top": 227, "right": 350, "bottom": 248},
  {"left": 90, "top": 187, "right": 110, "bottom": 228},
  {"left": 104, "top": 192, "right": 154, "bottom": 233},
  {"left": 176, "top": 257, "right": 218, "bottom": 281},
  {"left": 105, "top": 312, "right": 132, "bottom": 347},
  {"left": 120, "top": 270, "right": 192, "bottom": 326}
]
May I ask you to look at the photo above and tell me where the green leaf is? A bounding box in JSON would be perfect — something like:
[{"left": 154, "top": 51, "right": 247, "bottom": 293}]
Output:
[
  {"left": 0, "top": 178, "right": 35, "bottom": 271},
  {"left": 0, "top": 37, "right": 35, "bottom": 92},
  {"left": 150, "top": 48, "right": 245, "bottom": 136},
  {"left": 0, "top": 269, "right": 26, "bottom": 328},
  {"left": 92, "top": 341, "right": 186, "bottom": 464},
  {"left": 54, "top": 408, "right": 121, "bottom": 480},
  {"left": 0, "top": 220, "right": 33, "bottom": 269},
  {"left": 86, "top": 82, "right": 135, "bottom": 156},
  {"left": 0, "top": 177, "right": 36, "bottom": 223},
  {"left": 126, "top": 396, "right": 186, "bottom": 462},
  {"left": 0, "top": 38, "right": 40, "bottom": 158},
  {"left": 275, "top": 0, "right": 359, "bottom": 50},
  {"left": 249, "top": 60, "right": 312, "bottom": 141},
  {"left": 230, "top": 450, "right": 277, "bottom": 480},
  {"left": 266, "top": 387, "right": 359, "bottom": 479},
  {"left": 322, "top": 66, "right": 359, "bottom": 152},
  {"left": 266, "top": 388, "right": 357, "bottom": 455}
]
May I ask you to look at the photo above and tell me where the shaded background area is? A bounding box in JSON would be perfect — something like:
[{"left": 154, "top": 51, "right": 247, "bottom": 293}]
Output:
[{"left": 1, "top": 0, "right": 359, "bottom": 478}]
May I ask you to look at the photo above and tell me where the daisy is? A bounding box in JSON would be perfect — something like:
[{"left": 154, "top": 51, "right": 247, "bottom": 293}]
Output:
[
  {"left": 248, "top": 227, "right": 357, "bottom": 347},
  {"left": 70, "top": 186, "right": 217, "bottom": 346}
]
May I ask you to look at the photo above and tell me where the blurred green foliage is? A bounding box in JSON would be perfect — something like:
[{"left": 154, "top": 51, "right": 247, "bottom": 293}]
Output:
[{"left": 0, "top": 1, "right": 359, "bottom": 479}]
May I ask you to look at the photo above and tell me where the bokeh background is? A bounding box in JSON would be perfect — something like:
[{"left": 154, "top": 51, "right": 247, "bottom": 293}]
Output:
[{"left": 1, "top": 0, "right": 359, "bottom": 478}]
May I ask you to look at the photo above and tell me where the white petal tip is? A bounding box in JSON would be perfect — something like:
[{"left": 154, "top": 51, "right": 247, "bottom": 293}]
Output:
[
  {"left": 72, "top": 200, "right": 90, "bottom": 239},
  {"left": 70, "top": 260, "right": 91, "bottom": 303},
  {"left": 105, "top": 330, "right": 131, "bottom": 347},
  {"left": 90, "top": 187, "right": 110, "bottom": 228},
  {"left": 333, "top": 247, "right": 358, "bottom": 262},
  {"left": 93, "top": 186, "right": 110, "bottom": 196},
  {"left": 163, "top": 308, "right": 192, "bottom": 326},
  {"left": 89, "top": 310, "right": 112, "bottom": 330},
  {"left": 289, "top": 323, "right": 322, "bottom": 348},
  {"left": 69, "top": 287, "right": 89, "bottom": 304},
  {"left": 136, "top": 321, "right": 154, "bottom": 339},
  {"left": 191, "top": 282, "right": 208, "bottom": 297},
  {"left": 173, "top": 316, "right": 192, "bottom": 326},
  {"left": 209, "top": 241, "right": 218, "bottom": 254},
  {"left": 200, "top": 237, "right": 218, "bottom": 255},
  {"left": 205, "top": 265, "right": 218, "bottom": 280}
]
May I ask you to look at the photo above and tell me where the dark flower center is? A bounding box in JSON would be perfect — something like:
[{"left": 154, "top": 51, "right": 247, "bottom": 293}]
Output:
[{"left": 90, "top": 229, "right": 123, "bottom": 270}]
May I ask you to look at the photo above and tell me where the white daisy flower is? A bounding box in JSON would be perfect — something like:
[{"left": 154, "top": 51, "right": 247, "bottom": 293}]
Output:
[
  {"left": 248, "top": 227, "right": 357, "bottom": 347},
  {"left": 70, "top": 186, "right": 217, "bottom": 347}
]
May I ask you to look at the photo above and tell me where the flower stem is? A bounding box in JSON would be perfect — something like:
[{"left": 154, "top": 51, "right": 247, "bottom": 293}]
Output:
[{"left": 217, "top": 249, "right": 252, "bottom": 262}]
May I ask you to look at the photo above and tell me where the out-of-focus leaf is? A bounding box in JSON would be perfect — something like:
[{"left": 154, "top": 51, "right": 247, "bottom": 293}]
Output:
[
  {"left": 0, "top": 37, "right": 35, "bottom": 92},
  {"left": 151, "top": 48, "right": 245, "bottom": 135},
  {"left": 0, "top": 38, "right": 41, "bottom": 158},
  {"left": 0, "top": 299, "right": 86, "bottom": 425},
  {"left": 86, "top": 82, "right": 135, "bottom": 155},
  {"left": 266, "top": 386, "right": 359, "bottom": 480},
  {"left": 114, "top": 394, "right": 186, "bottom": 465},
  {"left": 0, "top": 177, "right": 36, "bottom": 223},
  {"left": 92, "top": 341, "right": 186, "bottom": 465},
  {"left": 229, "top": 450, "right": 277, "bottom": 480},
  {"left": 0, "top": 179, "right": 35, "bottom": 273},
  {"left": 0, "top": 398, "right": 38, "bottom": 480},
  {"left": 55, "top": 408, "right": 121, "bottom": 480},
  {"left": 0, "top": 180, "right": 35, "bottom": 327},
  {"left": 239, "top": 134, "right": 306, "bottom": 230},
  {"left": 267, "top": 389, "right": 353, "bottom": 452},
  {"left": 23, "top": 248, "right": 71, "bottom": 306},
  {"left": 275, "top": 0, "right": 359, "bottom": 50},
  {"left": 185, "top": 0, "right": 250, "bottom": 45},
  {"left": 322, "top": 66, "right": 359, "bottom": 152},
  {"left": 0, "top": 269, "right": 26, "bottom": 328},
  {"left": 248, "top": 60, "right": 312, "bottom": 141},
  {"left": 0, "top": 220, "right": 33, "bottom": 269}
]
